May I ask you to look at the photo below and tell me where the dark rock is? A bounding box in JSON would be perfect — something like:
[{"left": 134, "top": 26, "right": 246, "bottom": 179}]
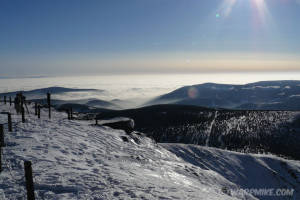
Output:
[
  {"left": 120, "top": 136, "right": 129, "bottom": 142},
  {"left": 100, "top": 118, "right": 135, "bottom": 134}
]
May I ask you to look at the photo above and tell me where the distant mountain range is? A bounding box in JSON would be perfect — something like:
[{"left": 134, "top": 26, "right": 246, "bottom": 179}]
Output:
[
  {"left": 0, "top": 87, "right": 121, "bottom": 110},
  {"left": 149, "top": 80, "right": 300, "bottom": 110},
  {"left": 32, "top": 98, "right": 120, "bottom": 112},
  {"left": 2, "top": 81, "right": 300, "bottom": 111},
  {"left": 0, "top": 86, "right": 103, "bottom": 97}
]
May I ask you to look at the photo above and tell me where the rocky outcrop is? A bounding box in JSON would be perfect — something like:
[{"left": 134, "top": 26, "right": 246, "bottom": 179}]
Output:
[{"left": 97, "top": 117, "right": 135, "bottom": 134}]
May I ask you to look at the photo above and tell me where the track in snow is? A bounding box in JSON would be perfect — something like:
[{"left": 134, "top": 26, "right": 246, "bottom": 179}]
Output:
[{"left": 205, "top": 111, "right": 218, "bottom": 146}]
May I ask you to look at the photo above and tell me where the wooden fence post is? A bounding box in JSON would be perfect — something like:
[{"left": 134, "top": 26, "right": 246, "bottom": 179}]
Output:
[
  {"left": 0, "top": 146, "right": 2, "bottom": 173},
  {"left": 70, "top": 107, "right": 73, "bottom": 120},
  {"left": 0, "top": 124, "right": 4, "bottom": 147},
  {"left": 9, "top": 97, "right": 12, "bottom": 106},
  {"left": 20, "top": 93, "right": 24, "bottom": 108},
  {"left": 67, "top": 110, "right": 70, "bottom": 120},
  {"left": 24, "top": 161, "right": 35, "bottom": 200},
  {"left": 0, "top": 124, "right": 4, "bottom": 173},
  {"left": 22, "top": 107, "right": 25, "bottom": 123},
  {"left": 4, "top": 96, "right": 6, "bottom": 104},
  {"left": 95, "top": 119, "right": 98, "bottom": 125},
  {"left": 37, "top": 106, "right": 40, "bottom": 119},
  {"left": 47, "top": 93, "right": 51, "bottom": 119},
  {"left": 8, "top": 113, "right": 12, "bottom": 132}
]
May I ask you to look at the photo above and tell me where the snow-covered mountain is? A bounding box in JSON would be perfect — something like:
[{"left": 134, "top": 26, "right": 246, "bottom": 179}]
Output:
[
  {"left": 0, "top": 104, "right": 300, "bottom": 199},
  {"left": 149, "top": 80, "right": 300, "bottom": 110},
  {"left": 96, "top": 105, "right": 300, "bottom": 160}
]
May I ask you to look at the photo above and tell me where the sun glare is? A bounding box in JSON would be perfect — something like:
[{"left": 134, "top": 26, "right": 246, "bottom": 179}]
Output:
[
  {"left": 217, "top": 0, "right": 271, "bottom": 27},
  {"left": 251, "top": 0, "right": 266, "bottom": 10},
  {"left": 218, "top": 0, "right": 267, "bottom": 16},
  {"left": 253, "top": 0, "right": 264, "bottom": 5}
]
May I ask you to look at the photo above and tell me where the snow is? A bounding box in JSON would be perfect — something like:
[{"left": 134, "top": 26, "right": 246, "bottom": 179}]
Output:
[
  {"left": 242, "top": 86, "right": 281, "bottom": 90},
  {"left": 0, "top": 104, "right": 299, "bottom": 199},
  {"left": 205, "top": 111, "right": 218, "bottom": 146},
  {"left": 289, "top": 94, "right": 300, "bottom": 98},
  {"left": 163, "top": 144, "right": 300, "bottom": 200}
]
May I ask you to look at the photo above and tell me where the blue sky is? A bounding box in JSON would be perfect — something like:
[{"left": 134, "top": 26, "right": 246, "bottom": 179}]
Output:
[{"left": 0, "top": 0, "right": 300, "bottom": 76}]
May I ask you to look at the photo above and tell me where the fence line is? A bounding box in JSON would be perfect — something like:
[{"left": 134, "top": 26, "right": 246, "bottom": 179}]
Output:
[
  {"left": 0, "top": 92, "right": 83, "bottom": 199},
  {"left": 0, "top": 93, "right": 56, "bottom": 199}
]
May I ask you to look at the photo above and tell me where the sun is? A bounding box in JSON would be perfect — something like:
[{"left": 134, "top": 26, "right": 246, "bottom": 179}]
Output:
[{"left": 217, "top": 0, "right": 268, "bottom": 20}]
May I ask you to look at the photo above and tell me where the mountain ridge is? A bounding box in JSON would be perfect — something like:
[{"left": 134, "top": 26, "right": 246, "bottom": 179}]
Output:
[{"left": 149, "top": 80, "right": 300, "bottom": 110}]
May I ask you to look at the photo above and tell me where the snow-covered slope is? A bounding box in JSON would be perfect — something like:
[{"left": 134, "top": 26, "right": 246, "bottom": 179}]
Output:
[
  {"left": 0, "top": 104, "right": 299, "bottom": 199},
  {"left": 164, "top": 144, "right": 300, "bottom": 200}
]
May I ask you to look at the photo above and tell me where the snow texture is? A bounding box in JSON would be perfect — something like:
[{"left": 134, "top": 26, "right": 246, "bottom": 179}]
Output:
[{"left": 0, "top": 104, "right": 299, "bottom": 199}]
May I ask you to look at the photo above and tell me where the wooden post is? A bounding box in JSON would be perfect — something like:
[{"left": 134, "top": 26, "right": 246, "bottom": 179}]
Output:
[
  {"left": 95, "top": 119, "right": 98, "bottom": 125},
  {"left": 0, "top": 146, "right": 2, "bottom": 173},
  {"left": 9, "top": 97, "right": 12, "bottom": 106},
  {"left": 24, "top": 161, "right": 35, "bottom": 200},
  {"left": 47, "top": 93, "right": 51, "bottom": 119},
  {"left": 67, "top": 110, "right": 70, "bottom": 120},
  {"left": 4, "top": 96, "right": 6, "bottom": 104},
  {"left": 70, "top": 107, "right": 73, "bottom": 120},
  {"left": 37, "top": 106, "right": 40, "bottom": 119},
  {"left": 20, "top": 93, "right": 24, "bottom": 108},
  {"left": 22, "top": 107, "right": 25, "bottom": 123},
  {"left": 8, "top": 113, "right": 12, "bottom": 132},
  {"left": 0, "top": 124, "right": 4, "bottom": 147}
]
